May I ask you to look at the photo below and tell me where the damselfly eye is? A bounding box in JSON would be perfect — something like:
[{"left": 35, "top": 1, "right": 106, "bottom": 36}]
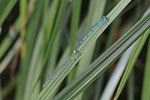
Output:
[{"left": 73, "top": 50, "right": 77, "bottom": 54}]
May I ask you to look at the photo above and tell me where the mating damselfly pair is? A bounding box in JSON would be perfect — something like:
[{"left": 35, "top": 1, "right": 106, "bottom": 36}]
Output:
[{"left": 43, "top": 16, "right": 109, "bottom": 87}]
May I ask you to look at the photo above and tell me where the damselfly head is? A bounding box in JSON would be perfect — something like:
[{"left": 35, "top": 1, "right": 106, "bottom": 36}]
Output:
[
  {"left": 103, "top": 16, "right": 109, "bottom": 23},
  {"left": 73, "top": 50, "right": 77, "bottom": 54}
]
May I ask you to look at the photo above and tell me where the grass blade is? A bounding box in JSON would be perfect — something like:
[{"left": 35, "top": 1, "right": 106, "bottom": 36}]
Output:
[
  {"left": 0, "top": 39, "right": 20, "bottom": 73},
  {"left": 76, "top": 0, "right": 106, "bottom": 99},
  {"left": 37, "top": 0, "right": 132, "bottom": 99},
  {"left": 0, "top": 0, "right": 17, "bottom": 26},
  {"left": 100, "top": 42, "right": 136, "bottom": 100},
  {"left": 114, "top": 28, "right": 150, "bottom": 100},
  {"left": 15, "top": 0, "right": 43, "bottom": 99},
  {"left": 54, "top": 13, "right": 150, "bottom": 100},
  {"left": 141, "top": 37, "right": 150, "bottom": 100},
  {"left": 67, "top": 0, "right": 82, "bottom": 84},
  {"left": 127, "top": 73, "right": 134, "bottom": 100}
]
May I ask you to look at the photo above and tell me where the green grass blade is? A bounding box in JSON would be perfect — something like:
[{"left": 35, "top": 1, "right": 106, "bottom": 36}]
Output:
[
  {"left": 94, "top": 12, "right": 120, "bottom": 100},
  {"left": 141, "top": 36, "right": 150, "bottom": 100},
  {"left": 69, "top": 0, "right": 82, "bottom": 52},
  {"left": 23, "top": 31, "right": 43, "bottom": 100},
  {"left": 0, "top": 79, "right": 2, "bottom": 100},
  {"left": 44, "top": 0, "right": 59, "bottom": 46},
  {"left": 43, "top": 0, "right": 68, "bottom": 58},
  {"left": 0, "top": 0, "right": 27, "bottom": 72},
  {"left": 67, "top": 0, "right": 82, "bottom": 84},
  {"left": 54, "top": 13, "right": 150, "bottom": 100},
  {"left": 23, "top": 0, "right": 49, "bottom": 99},
  {"left": 100, "top": 43, "right": 135, "bottom": 100},
  {"left": 114, "top": 28, "right": 150, "bottom": 100},
  {"left": 0, "top": 34, "right": 18, "bottom": 62},
  {"left": 40, "top": 0, "right": 68, "bottom": 72},
  {"left": 46, "top": 32, "right": 60, "bottom": 77},
  {"left": 15, "top": 0, "right": 43, "bottom": 99},
  {"left": 127, "top": 73, "right": 134, "bottom": 100},
  {"left": 0, "top": 39, "right": 20, "bottom": 73},
  {"left": 14, "top": 0, "right": 27, "bottom": 30},
  {"left": 29, "top": 0, "right": 68, "bottom": 98},
  {"left": 76, "top": 0, "right": 106, "bottom": 99},
  {"left": 45, "top": 3, "right": 72, "bottom": 84},
  {"left": 37, "top": 0, "right": 132, "bottom": 99},
  {"left": 100, "top": 7, "right": 143, "bottom": 99},
  {"left": 0, "top": 0, "right": 17, "bottom": 26},
  {"left": 78, "top": 0, "right": 106, "bottom": 78}
]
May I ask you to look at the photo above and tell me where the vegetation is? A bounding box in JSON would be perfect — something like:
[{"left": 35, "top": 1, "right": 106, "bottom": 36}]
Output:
[{"left": 0, "top": 0, "right": 150, "bottom": 100}]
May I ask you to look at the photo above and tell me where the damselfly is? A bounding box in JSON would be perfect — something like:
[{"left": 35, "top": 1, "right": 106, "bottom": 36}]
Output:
[{"left": 42, "top": 16, "right": 108, "bottom": 88}]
